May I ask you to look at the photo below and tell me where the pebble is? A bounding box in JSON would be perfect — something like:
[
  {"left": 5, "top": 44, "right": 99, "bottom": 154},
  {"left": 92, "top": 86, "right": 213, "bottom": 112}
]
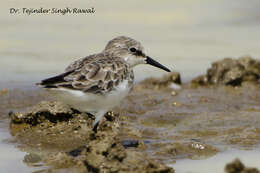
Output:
[
  {"left": 122, "top": 140, "right": 139, "bottom": 148},
  {"left": 191, "top": 143, "right": 205, "bottom": 150},
  {"left": 172, "top": 102, "right": 181, "bottom": 106},
  {"left": 171, "top": 91, "right": 177, "bottom": 96},
  {"left": 0, "top": 88, "right": 8, "bottom": 95},
  {"left": 169, "top": 83, "right": 181, "bottom": 90}
]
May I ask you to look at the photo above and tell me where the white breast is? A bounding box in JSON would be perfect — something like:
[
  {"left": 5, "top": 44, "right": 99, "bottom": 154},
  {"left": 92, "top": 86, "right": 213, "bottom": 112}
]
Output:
[{"left": 48, "top": 80, "right": 131, "bottom": 113}]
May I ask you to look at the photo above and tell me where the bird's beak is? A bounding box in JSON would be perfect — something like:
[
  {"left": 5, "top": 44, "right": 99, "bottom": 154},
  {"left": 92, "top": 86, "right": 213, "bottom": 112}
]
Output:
[{"left": 146, "top": 56, "right": 171, "bottom": 72}]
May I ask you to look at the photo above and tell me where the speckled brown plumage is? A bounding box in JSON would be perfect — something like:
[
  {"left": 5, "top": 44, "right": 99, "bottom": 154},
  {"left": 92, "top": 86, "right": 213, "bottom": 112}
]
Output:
[{"left": 40, "top": 52, "right": 134, "bottom": 95}]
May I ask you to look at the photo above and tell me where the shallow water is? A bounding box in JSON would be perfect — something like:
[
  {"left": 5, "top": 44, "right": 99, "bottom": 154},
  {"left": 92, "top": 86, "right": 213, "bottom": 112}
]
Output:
[
  {"left": 0, "top": 121, "right": 40, "bottom": 173},
  {"left": 1, "top": 0, "right": 260, "bottom": 83},
  {"left": 171, "top": 149, "right": 260, "bottom": 173}
]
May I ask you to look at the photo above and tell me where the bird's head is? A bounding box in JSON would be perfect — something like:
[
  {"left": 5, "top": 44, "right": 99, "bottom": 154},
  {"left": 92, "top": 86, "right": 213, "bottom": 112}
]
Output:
[{"left": 103, "top": 36, "right": 171, "bottom": 72}]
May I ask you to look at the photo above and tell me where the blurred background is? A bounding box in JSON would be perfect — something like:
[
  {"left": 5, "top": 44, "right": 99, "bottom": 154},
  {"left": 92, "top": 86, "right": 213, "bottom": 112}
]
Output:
[
  {"left": 1, "top": 0, "right": 260, "bottom": 86},
  {"left": 0, "top": 1, "right": 260, "bottom": 172}
]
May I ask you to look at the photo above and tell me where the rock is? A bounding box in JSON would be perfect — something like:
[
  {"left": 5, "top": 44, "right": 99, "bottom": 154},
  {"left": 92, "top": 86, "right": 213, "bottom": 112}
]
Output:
[
  {"left": 10, "top": 101, "right": 174, "bottom": 173},
  {"left": 60, "top": 138, "right": 174, "bottom": 173},
  {"left": 10, "top": 101, "right": 78, "bottom": 125},
  {"left": 137, "top": 71, "right": 181, "bottom": 90},
  {"left": 23, "top": 153, "right": 42, "bottom": 165},
  {"left": 192, "top": 56, "right": 260, "bottom": 86},
  {"left": 225, "top": 159, "right": 259, "bottom": 173},
  {"left": 153, "top": 142, "right": 218, "bottom": 161}
]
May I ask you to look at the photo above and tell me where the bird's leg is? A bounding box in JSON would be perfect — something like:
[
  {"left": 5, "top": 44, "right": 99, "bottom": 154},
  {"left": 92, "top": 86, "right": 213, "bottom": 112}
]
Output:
[
  {"left": 93, "top": 121, "right": 99, "bottom": 133},
  {"left": 92, "top": 110, "right": 106, "bottom": 132}
]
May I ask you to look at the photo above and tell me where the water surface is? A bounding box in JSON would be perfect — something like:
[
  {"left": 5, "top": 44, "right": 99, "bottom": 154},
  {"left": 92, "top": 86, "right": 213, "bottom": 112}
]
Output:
[{"left": 1, "top": 0, "right": 260, "bottom": 83}]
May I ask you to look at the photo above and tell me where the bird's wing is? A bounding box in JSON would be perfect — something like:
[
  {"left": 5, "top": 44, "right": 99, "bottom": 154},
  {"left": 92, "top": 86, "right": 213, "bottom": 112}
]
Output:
[
  {"left": 64, "top": 55, "right": 93, "bottom": 72},
  {"left": 38, "top": 54, "right": 132, "bottom": 94}
]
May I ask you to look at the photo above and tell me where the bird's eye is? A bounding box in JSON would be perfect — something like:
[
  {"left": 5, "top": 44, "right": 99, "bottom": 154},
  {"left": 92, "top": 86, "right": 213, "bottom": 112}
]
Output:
[{"left": 129, "top": 47, "right": 137, "bottom": 53}]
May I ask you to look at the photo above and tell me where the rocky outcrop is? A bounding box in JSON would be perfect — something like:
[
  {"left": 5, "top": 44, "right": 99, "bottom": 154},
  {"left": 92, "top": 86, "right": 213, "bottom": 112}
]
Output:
[{"left": 192, "top": 56, "right": 260, "bottom": 86}]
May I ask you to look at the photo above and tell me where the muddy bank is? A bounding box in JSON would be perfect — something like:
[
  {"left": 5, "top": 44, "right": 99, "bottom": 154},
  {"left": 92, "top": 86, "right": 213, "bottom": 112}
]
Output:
[
  {"left": 5, "top": 57, "right": 260, "bottom": 172},
  {"left": 10, "top": 101, "right": 173, "bottom": 172},
  {"left": 192, "top": 56, "right": 260, "bottom": 86},
  {"left": 8, "top": 85, "right": 260, "bottom": 172},
  {"left": 118, "top": 82, "right": 260, "bottom": 162}
]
